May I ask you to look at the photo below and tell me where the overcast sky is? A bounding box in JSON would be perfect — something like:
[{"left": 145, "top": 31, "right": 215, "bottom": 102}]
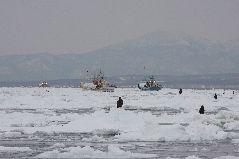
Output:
[{"left": 0, "top": 0, "right": 239, "bottom": 55}]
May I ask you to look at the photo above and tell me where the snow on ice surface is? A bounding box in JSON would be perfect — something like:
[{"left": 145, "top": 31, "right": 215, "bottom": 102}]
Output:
[
  {"left": 167, "top": 156, "right": 239, "bottom": 159},
  {"left": 0, "top": 146, "right": 31, "bottom": 152},
  {"left": 36, "top": 145, "right": 157, "bottom": 158},
  {"left": 0, "top": 87, "right": 239, "bottom": 158}
]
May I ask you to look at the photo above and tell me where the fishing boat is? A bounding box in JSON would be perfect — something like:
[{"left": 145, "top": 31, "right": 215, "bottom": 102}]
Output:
[
  {"left": 80, "top": 71, "right": 114, "bottom": 92},
  {"left": 138, "top": 75, "right": 162, "bottom": 91},
  {"left": 39, "top": 81, "right": 49, "bottom": 87}
]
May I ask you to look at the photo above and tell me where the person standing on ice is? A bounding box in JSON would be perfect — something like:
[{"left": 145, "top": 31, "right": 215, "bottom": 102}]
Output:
[
  {"left": 179, "top": 88, "right": 182, "bottom": 94},
  {"left": 214, "top": 93, "right": 217, "bottom": 100},
  {"left": 199, "top": 105, "right": 205, "bottom": 114},
  {"left": 117, "top": 97, "right": 123, "bottom": 108}
]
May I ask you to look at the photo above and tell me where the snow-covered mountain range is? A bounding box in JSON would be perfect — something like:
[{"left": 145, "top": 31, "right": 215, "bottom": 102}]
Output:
[{"left": 0, "top": 31, "right": 239, "bottom": 82}]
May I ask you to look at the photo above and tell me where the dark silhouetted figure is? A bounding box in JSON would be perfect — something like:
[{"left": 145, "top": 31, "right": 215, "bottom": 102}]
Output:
[
  {"left": 233, "top": 91, "right": 235, "bottom": 95},
  {"left": 199, "top": 105, "right": 204, "bottom": 114},
  {"left": 214, "top": 93, "right": 217, "bottom": 100},
  {"left": 179, "top": 88, "right": 182, "bottom": 94},
  {"left": 117, "top": 97, "right": 123, "bottom": 108}
]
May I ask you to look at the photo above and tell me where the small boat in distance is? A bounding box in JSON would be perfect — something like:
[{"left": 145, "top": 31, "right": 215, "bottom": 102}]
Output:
[
  {"left": 92, "top": 71, "right": 114, "bottom": 92},
  {"left": 39, "top": 81, "right": 49, "bottom": 87},
  {"left": 138, "top": 75, "right": 163, "bottom": 91},
  {"left": 80, "top": 70, "right": 114, "bottom": 92}
]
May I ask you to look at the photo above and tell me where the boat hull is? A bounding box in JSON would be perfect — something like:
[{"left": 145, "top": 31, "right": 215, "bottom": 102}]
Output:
[
  {"left": 138, "top": 83, "right": 162, "bottom": 91},
  {"left": 93, "top": 87, "right": 114, "bottom": 92}
]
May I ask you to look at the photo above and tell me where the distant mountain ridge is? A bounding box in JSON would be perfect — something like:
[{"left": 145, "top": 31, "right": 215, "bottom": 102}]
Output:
[{"left": 0, "top": 31, "right": 239, "bottom": 82}]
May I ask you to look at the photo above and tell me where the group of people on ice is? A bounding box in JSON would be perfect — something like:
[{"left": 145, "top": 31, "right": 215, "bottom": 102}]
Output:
[
  {"left": 178, "top": 88, "right": 236, "bottom": 114},
  {"left": 116, "top": 88, "right": 236, "bottom": 116}
]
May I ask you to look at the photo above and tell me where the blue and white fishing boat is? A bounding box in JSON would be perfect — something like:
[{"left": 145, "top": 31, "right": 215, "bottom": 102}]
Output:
[
  {"left": 39, "top": 81, "right": 49, "bottom": 87},
  {"left": 138, "top": 75, "right": 162, "bottom": 91}
]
